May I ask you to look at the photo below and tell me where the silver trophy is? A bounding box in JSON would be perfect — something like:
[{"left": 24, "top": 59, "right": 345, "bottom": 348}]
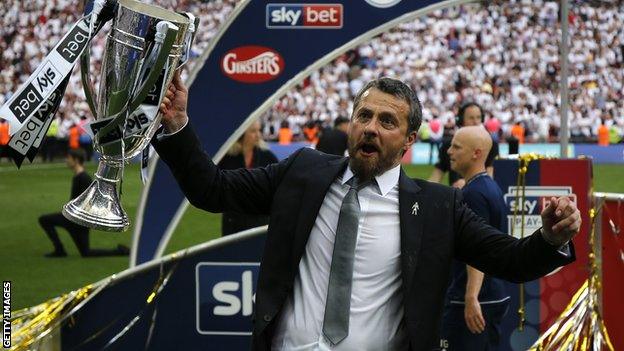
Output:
[{"left": 63, "top": 0, "right": 194, "bottom": 231}]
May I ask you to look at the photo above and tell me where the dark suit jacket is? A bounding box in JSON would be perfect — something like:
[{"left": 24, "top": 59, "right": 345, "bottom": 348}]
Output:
[{"left": 153, "top": 124, "right": 574, "bottom": 351}]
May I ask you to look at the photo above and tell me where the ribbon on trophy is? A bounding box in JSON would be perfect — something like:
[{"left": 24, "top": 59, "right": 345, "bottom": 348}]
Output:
[
  {"left": 5, "top": 76, "right": 70, "bottom": 166},
  {"left": 0, "top": 0, "right": 118, "bottom": 167}
]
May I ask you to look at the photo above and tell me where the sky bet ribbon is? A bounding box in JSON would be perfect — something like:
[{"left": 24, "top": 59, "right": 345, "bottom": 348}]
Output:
[{"left": 0, "top": 0, "right": 117, "bottom": 167}]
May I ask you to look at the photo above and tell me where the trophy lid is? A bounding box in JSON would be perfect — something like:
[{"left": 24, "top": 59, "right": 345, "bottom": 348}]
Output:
[{"left": 117, "top": 0, "right": 190, "bottom": 26}]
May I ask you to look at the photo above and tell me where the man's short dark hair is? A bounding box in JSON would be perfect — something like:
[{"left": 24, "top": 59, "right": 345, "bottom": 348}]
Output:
[
  {"left": 68, "top": 148, "right": 86, "bottom": 165},
  {"left": 352, "top": 77, "right": 422, "bottom": 134},
  {"left": 334, "top": 116, "right": 350, "bottom": 128}
]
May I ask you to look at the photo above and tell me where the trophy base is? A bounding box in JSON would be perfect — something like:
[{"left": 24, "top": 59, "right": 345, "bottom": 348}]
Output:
[{"left": 62, "top": 163, "right": 130, "bottom": 232}]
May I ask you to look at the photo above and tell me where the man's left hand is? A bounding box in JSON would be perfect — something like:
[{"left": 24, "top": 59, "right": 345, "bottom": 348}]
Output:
[
  {"left": 540, "top": 196, "right": 581, "bottom": 247},
  {"left": 464, "top": 298, "right": 485, "bottom": 334}
]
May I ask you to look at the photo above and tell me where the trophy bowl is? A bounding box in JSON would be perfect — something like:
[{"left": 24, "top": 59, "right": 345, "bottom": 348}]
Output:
[{"left": 62, "top": 0, "right": 192, "bottom": 231}]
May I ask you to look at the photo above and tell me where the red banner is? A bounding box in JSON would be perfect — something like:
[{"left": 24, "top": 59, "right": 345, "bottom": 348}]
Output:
[
  {"left": 601, "top": 197, "right": 624, "bottom": 350},
  {"left": 538, "top": 160, "right": 592, "bottom": 331}
]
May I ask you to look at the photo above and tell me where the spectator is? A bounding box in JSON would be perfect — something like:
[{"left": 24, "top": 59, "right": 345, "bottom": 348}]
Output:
[
  {"left": 484, "top": 115, "right": 501, "bottom": 143},
  {"left": 0, "top": 118, "right": 9, "bottom": 162},
  {"left": 77, "top": 115, "right": 93, "bottom": 160},
  {"left": 511, "top": 121, "right": 526, "bottom": 144},
  {"left": 428, "top": 115, "right": 444, "bottom": 164},
  {"left": 42, "top": 118, "right": 59, "bottom": 162},
  {"left": 597, "top": 119, "right": 609, "bottom": 146},
  {"left": 68, "top": 124, "right": 80, "bottom": 150},
  {"left": 218, "top": 120, "right": 278, "bottom": 236},
  {"left": 278, "top": 120, "right": 293, "bottom": 145},
  {"left": 429, "top": 102, "right": 499, "bottom": 188},
  {"left": 303, "top": 121, "right": 320, "bottom": 146},
  {"left": 316, "top": 116, "right": 349, "bottom": 156}
]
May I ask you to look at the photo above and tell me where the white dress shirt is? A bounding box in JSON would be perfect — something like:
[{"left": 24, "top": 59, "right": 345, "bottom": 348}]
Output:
[{"left": 272, "top": 164, "right": 407, "bottom": 351}]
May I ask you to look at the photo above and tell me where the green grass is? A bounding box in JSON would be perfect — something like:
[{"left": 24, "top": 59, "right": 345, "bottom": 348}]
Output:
[{"left": 0, "top": 161, "right": 622, "bottom": 309}]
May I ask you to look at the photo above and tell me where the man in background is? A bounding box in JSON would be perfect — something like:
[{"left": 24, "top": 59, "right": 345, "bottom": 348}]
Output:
[
  {"left": 39, "top": 148, "right": 129, "bottom": 258},
  {"left": 316, "top": 116, "right": 349, "bottom": 156},
  {"left": 429, "top": 103, "right": 499, "bottom": 188},
  {"left": 441, "top": 126, "right": 509, "bottom": 350}
]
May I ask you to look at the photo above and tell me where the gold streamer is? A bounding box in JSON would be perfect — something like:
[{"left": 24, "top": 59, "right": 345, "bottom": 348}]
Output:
[
  {"left": 10, "top": 285, "right": 95, "bottom": 351},
  {"left": 8, "top": 251, "right": 187, "bottom": 351},
  {"left": 529, "top": 199, "right": 615, "bottom": 351},
  {"left": 510, "top": 153, "right": 542, "bottom": 330}
]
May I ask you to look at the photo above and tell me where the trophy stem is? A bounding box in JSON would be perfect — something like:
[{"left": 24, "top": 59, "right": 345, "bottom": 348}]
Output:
[{"left": 62, "top": 161, "right": 130, "bottom": 232}]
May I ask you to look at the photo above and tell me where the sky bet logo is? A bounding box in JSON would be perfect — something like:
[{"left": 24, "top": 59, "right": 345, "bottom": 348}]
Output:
[
  {"left": 195, "top": 262, "right": 259, "bottom": 335},
  {"left": 266, "top": 4, "right": 343, "bottom": 29},
  {"left": 504, "top": 186, "right": 576, "bottom": 239},
  {"left": 9, "top": 62, "right": 61, "bottom": 123}
]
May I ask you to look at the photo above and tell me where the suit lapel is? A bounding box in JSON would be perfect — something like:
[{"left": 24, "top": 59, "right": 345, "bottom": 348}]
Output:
[
  {"left": 291, "top": 157, "right": 348, "bottom": 269},
  {"left": 398, "top": 170, "right": 424, "bottom": 296}
]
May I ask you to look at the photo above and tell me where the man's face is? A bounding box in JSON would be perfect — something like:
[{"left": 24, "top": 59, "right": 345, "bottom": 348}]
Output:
[
  {"left": 336, "top": 122, "right": 349, "bottom": 133},
  {"left": 448, "top": 132, "right": 473, "bottom": 176},
  {"left": 462, "top": 105, "right": 483, "bottom": 126},
  {"left": 347, "top": 88, "right": 416, "bottom": 180},
  {"left": 66, "top": 155, "right": 76, "bottom": 169}
]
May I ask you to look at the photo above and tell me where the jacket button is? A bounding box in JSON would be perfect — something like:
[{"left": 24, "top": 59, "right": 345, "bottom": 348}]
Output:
[{"left": 263, "top": 314, "right": 272, "bottom": 322}]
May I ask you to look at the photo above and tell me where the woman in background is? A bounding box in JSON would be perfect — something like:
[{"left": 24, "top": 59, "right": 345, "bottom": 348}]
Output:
[{"left": 218, "top": 120, "right": 278, "bottom": 236}]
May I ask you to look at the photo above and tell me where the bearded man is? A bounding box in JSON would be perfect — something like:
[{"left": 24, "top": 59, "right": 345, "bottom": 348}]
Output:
[{"left": 154, "top": 73, "right": 581, "bottom": 351}]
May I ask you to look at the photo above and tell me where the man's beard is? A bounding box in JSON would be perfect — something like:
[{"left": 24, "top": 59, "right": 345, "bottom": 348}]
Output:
[{"left": 348, "top": 140, "right": 398, "bottom": 181}]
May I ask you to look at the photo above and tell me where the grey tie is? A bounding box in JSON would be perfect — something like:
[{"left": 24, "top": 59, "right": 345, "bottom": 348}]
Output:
[{"left": 322, "top": 176, "right": 364, "bottom": 345}]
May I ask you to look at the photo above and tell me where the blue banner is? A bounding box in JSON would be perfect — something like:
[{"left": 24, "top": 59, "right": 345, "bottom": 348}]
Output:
[
  {"left": 62, "top": 231, "right": 266, "bottom": 350},
  {"left": 133, "top": 0, "right": 474, "bottom": 266},
  {"left": 196, "top": 262, "right": 259, "bottom": 335},
  {"left": 574, "top": 143, "right": 624, "bottom": 163},
  {"left": 404, "top": 142, "right": 623, "bottom": 165}
]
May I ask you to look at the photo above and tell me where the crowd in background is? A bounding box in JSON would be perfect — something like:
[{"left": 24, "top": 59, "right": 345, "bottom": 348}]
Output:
[
  {"left": 1, "top": 0, "right": 623, "bottom": 162},
  {"left": 263, "top": 0, "right": 624, "bottom": 145}
]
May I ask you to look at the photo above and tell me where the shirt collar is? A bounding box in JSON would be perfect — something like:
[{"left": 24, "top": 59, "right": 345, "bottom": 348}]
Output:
[{"left": 341, "top": 163, "right": 401, "bottom": 197}]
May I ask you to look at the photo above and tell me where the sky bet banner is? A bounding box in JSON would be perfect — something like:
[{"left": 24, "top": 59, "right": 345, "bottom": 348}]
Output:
[
  {"left": 493, "top": 159, "right": 591, "bottom": 351},
  {"left": 133, "top": 0, "right": 478, "bottom": 265},
  {"left": 60, "top": 232, "right": 266, "bottom": 350}
]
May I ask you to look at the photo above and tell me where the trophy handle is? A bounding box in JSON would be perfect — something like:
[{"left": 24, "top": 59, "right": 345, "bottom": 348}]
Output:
[
  {"left": 80, "top": 0, "right": 117, "bottom": 118},
  {"left": 81, "top": 45, "right": 98, "bottom": 117},
  {"left": 95, "top": 20, "right": 178, "bottom": 140},
  {"left": 128, "top": 21, "right": 178, "bottom": 112}
]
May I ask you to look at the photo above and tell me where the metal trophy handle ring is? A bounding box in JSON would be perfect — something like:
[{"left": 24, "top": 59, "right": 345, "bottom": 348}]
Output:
[{"left": 63, "top": 0, "right": 192, "bottom": 232}]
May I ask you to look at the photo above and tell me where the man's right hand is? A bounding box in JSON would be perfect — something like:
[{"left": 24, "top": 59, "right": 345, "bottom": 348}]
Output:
[{"left": 159, "top": 70, "right": 189, "bottom": 134}]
